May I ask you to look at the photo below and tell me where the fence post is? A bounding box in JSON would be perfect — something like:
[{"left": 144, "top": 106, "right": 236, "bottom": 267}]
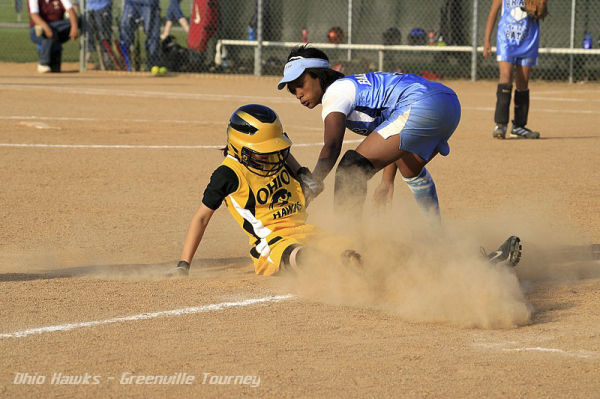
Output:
[
  {"left": 569, "top": 0, "right": 576, "bottom": 83},
  {"left": 79, "top": 0, "right": 87, "bottom": 72},
  {"left": 254, "top": 0, "right": 263, "bottom": 76},
  {"left": 347, "top": 0, "right": 352, "bottom": 61},
  {"left": 471, "top": 0, "right": 478, "bottom": 81}
]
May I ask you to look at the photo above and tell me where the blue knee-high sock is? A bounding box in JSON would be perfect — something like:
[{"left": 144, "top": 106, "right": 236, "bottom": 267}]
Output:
[{"left": 402, "top": 167, "right": 441, "bottom": 221}]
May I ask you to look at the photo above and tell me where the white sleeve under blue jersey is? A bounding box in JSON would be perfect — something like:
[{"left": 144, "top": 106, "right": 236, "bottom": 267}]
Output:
[
  {"left": 321, "top": 72, "right": 456, "bottom": 136},
  {"left": 321, "top": 80, "right": 355, "bottom": 119}
]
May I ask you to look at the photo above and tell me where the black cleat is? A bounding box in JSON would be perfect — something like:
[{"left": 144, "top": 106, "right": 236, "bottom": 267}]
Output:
[
  {"left": 493, "top": 124, "right": 507, "bottom": 139},
  {"left": 166, "top": 261, "right": 190, "bottom": 278},
  {"left": 511, "top": 126, "right": 540, "bottom": 139},
  {"left": 483, "top": 236, "right": 522, "bottom": 267}
]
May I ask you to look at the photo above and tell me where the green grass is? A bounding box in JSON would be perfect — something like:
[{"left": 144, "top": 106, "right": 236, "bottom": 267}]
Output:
[
  {"left": 0, "top": 0, "right": 195, "bottom": 24},
  {"left": 0, "top": 25, "right": 189, "bottom": 65},
  {"left": 0, "top": 2, "right": 24, "bottom": 24},
  {"left": 0, "top": 0, "right": 192, "bottom": 64},
  {"left": 0, "top": 27, "right": 81, "bottom": 63}
]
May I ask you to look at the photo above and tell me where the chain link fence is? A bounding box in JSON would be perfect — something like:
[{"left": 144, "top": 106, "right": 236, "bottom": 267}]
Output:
[{"left": 2, "top": 0, "right": 600, "bottom": 82}]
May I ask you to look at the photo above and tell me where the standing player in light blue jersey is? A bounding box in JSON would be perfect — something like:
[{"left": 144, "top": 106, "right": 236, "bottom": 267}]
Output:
[
  {"left": 277, "top": 45, "right": 461, "bottom": 225},
  {"left": 484, "top": 0, "right": 541, "bottom": 139}
]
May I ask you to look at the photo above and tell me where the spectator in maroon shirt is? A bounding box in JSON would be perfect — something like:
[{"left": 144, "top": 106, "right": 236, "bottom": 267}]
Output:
[{"left": 28, "top": 0, "right": 79, "bottom": 73}]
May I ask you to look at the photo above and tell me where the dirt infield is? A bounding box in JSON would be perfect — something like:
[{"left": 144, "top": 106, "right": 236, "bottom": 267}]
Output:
[{"left": 1, "top": 62, "right": 599, "bottom": 398}]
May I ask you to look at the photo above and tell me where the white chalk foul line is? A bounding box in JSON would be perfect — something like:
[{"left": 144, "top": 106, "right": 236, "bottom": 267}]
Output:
[
  {"left": 2, "top": 115, "right": 209, "bottom": 125},
  {"left": 1, "top": 84, "right": 293, "bottom": 103},
  {"left": 476, "top": 342, "right": 598, "bottom": 360},
  {"left": 5, "top": 84, "right": 600, "bottom": 106},
  {"left": 0, "top": 143, "right": 223, "bottom": 149},
  {"left": 0, "top": 294, "right": 294, "bottom": 339},
  {"left": 501, "top": 347, "right": 597, "bottom": 360},
  {"left": 464, "top": 106, "right": 600, "bottom": 115},
  {"left": 2, "top": 115, "right": 324, "bottom": 131},
  {"left": 0, "top": 140, "right": 363, "bottom": 149}
]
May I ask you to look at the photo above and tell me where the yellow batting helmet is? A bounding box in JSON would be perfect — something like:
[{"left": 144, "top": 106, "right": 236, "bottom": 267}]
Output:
[{"left": 227, "top": 104, "right": 292, "bottom": 177}]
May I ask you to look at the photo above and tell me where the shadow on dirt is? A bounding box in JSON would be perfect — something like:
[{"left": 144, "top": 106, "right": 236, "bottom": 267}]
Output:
[
  {"left": 530, "top": 292, "right": 578, "bottom": 325},
  {"left": 519, "top": 244, "right": 600, "bottom": 282},
  {"left": 538, "top": 136, "right": 600, "bottom": 140},
  {"left": 0, "top": 273, "right": 72, "bottom": 282},
  {"left": 0, "top": 257, "right": 250, "bottom": 282}
]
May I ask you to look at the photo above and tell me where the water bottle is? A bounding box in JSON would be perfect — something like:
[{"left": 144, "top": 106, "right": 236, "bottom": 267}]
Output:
[
  {"left": 221, "top": 45, "right": 229, "bottom": 68},
  {"left": 248, "top": 26, "right": 256, "bottom": 41},
  {"left": 583, "top": 31, "right": 593, "bottom": 49},
  {"left": 302, "top": 27, "right": 309, "bottom": 43},
  {"left": 427, "top": 30, "right": 436, "bottom": 46}
]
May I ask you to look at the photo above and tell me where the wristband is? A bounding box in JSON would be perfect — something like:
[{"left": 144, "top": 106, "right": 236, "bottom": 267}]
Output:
[{"left": 296, "top": 167, "right": 310, "bottom": 177}]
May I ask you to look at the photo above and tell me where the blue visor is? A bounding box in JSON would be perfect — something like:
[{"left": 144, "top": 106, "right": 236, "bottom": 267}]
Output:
[{"left": 277, "top": 58, "right": 330, "bottom": 90}]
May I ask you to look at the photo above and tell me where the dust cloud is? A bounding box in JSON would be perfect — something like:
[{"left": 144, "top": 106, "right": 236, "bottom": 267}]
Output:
[{"left": 278, "top": 200, "right": 599, "bottom": 329}]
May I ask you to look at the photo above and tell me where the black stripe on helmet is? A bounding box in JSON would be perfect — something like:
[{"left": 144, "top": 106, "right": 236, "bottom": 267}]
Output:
[
  {"left": 237, "top": 104, "right": 277, "bottom": 123},
  {"left": 229, "top": 113, "right": 258, "bottom": 135}
]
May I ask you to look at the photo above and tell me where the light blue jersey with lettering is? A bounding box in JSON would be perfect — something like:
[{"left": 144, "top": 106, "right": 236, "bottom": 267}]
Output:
[
  {"left": 496, "top": 0, "right": 540, "bottom": 64},
  {"left": 322, "top": 72, "right": 456, "bottom": 136},
  {"left": 321, "top": 72, "right": 461, "bottom": 161}
]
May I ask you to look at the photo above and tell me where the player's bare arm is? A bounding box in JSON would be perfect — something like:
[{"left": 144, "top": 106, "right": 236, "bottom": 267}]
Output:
[
  {"left": 67, "top": 8, "right": 79, "bottom": 40},
  {"left": 29, "top": 13, "right": 52, "bottom": 38},
  {"left": 484, "top": 0, "right": 502, "bottom": 58},
  {"left": 313, "top": 111, "right": 346, "bottom": 182},
  {"left": 168, "top": 204, "right": 215, "bottom": 277},
  {"left": 180, "top": 204, "right": 215, "bottom": 264},
  {"left": 285, "top": 152, "right": 302, "bottom": 175},
  {"left": 372, "top": 163, "right": 397, "bottom": 210}
]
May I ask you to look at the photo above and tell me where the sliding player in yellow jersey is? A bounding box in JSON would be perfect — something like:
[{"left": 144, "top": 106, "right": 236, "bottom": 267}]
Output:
[
  {"left": 168, "top": 103, "right": 522, "bottom": 278},
  {"left": 168, "top": 104, "right": 361, "bottom": 277}
]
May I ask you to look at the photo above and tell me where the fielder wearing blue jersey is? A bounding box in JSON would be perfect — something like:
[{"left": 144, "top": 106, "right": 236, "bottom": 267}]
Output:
[
  {"left": 277, "top": 45, "right": 461, "bottom": 225},
  {"left": 484, "top": 0, "right": 541, "bottom": 139}
]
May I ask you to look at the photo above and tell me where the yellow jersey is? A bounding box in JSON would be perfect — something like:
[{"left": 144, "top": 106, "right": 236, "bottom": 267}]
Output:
[{"left": 202, "top": 155, "right": 309, "bottom": 274}]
